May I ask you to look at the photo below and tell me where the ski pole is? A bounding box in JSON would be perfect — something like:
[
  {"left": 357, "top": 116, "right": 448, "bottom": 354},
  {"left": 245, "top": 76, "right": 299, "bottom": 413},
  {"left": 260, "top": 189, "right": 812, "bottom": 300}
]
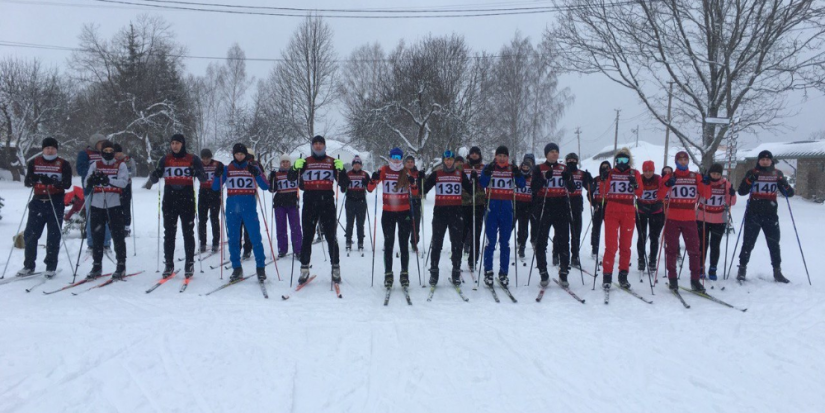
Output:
[
  {"left": 592, "top": 195, "right": 606, "bottom": 290},
  {"left": 370, "top": 186, "right": 379, "bottom": 287},
  {"left": 408, "top": 187, "right": 422, "bottom": 287},
  {"left": 652, "top": 202, "right": 671, "bottom": 285},
  {"left": 783, "top": 192, "right": 812, "bottom": 285},
  {"left": 194, "top": 190, "right": 204, "bottom": 273},
  {"left": 1, "top": 187, "right": 33, "bottom": 279},
  {"left": 46, "top": 186, "right": 76, "bottom": 274},
  {"left": 219, "top": 177, "right": 226, "bottom": 280},
  {"left": 725, "top": 181, "right": 754, "bottom": 281},
  {"left": 631, "top": 190, "right": 655, "bottom": 295},
  {"left": 156, "top": 177, "right": 161, "bottom": 273},
  {"left": 512, "top": 184, "right": 518, "bottom": 288},
  {"left": 722, "top": 203, "right": 731, "bottom": 280},
  {"left": 255, "top": 190, "right": 282, "bottom": 281},
  {"left": 72, "top": 187, "right": 93, "bottom": 283},
  {"left": 527, "top": 181, "right": 549, "bottom": 287},
  {"left": 564, "top": 190, "right": 584, "bottom": 286}
]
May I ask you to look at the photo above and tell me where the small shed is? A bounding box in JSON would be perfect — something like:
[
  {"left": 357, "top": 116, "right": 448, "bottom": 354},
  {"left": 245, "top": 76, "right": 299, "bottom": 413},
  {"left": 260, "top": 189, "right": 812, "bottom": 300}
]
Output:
[{"left": 733, "top": 140, "right": 825, "bottom": 201}]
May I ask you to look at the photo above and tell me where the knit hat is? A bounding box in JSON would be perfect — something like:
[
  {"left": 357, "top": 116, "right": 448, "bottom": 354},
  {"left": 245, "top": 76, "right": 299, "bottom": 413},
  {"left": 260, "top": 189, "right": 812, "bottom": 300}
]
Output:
[
  {"left": 405, "top": 155, "right": 415, "bottom": 162},
  {"left": 89, "top": 133, "right": 105, "bottom": 147},
  {"left": 171, "top": 134, "right": 186, "bottom": 145},
  {"left": 675, "top": 151, "right": 689, "bottom": 161},
  {"left": 455, "top": 155, "right": 465, "bottom": 163},
  {"left": 280, "top": 154, "right": 291, "bottom": 163},
  {"left": 544, "top": 143, "right": 560, "bottom": 155},
  {"left": 758, "top": 150, "right": 773, "bottom": 160},
  {"left": 311, "top": 135, "right": 326, "bottom": 145},
  {"left": 565, "top": 152, "right": 579, "bottom": 162},
  {"left": 642, "top": 160, "right": 655, "bottom": 172},
  {"left": 352, "top": 155, "right": 363, "bottom": 165},
  {"left": 389, "top": 147, "right": 404, "bottom": 159},
  {"left": 469, "top": 146, "right": 482, "bottom": 156},
  {"left": 232, "top": 143, "right": 248, "bottom": 156},
  {"left": 201, "top": 148, "right": 213, "bottom": 158},
  {"left": 113, "top": 143, "right": 123, "bottom": 153},
  {"left": 523, "top": 153, "right": 536, "bottom": 166},
  {"left": 41, "top": 137, "right": 58, "bottom": 150},
  {"left": 443, "top": 150, "right": 455, "bottom": 159},
  {"left": 100, "top": 140, "right": 114, "bottom": 151},
  {"left": 709, "top": 163, "right": 724, "bottom": 175},
  {"left": 495, "top": 146, "right": 509, "bottom": 157}
]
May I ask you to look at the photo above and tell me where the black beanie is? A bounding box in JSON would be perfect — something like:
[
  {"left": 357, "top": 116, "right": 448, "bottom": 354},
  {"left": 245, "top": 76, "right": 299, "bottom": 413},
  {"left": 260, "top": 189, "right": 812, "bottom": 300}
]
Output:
[
  {"left": 232, "top": 143, "right": 248, "bottom": 156},
  {"left": 171, "top": 134, "right": 185, "bottom": 145},
  {"left": 758, "top": 150, "right": 773, "bottom": 160},
  {"left": 709, "top": 163, "right": 724, "bottom": 175},
  {"left": 455, "top": 155, "right": 465, "bottom": 163},
  {"left": 41, "top": 137, "right": 58, "bottom": 150},
  {"left": 100, "top": 140, "right": 114, "bottom": 151},
  {"left": 469, "top": 146, "right": 481, "bottom": 156},
  {"left": 544, "top": 143, "right": 560, "bottom": 155},
  {"left": 113, "top": 143, "right": 123, "bottom": 153},
  {"left": 312, "top": 135, "right": 326, "bottom": 145},
  {"left": 201, "top": 148, "right": 213, "bottom": 158},
  {"left": 495, "top": 146, "right": 509, "bottom": 156},
  {"left": 565, "top": 153, "right": 579, "bottom": 162}
]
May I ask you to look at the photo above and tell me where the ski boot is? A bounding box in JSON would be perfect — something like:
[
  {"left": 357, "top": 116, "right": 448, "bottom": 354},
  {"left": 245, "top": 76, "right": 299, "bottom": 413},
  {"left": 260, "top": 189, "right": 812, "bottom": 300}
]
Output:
[
  {"left": 570, "top": 255, "right": 581, "bottom": 269},
  {"left": 185, "top": 261, "right": 195, "bottom": 279},
  {"left": 400, "top": 271, "right": 410, "bottom": 287},
  {"left": 552, "top": 254, "right": 560, "bottom": 267},
  {"left": 591, "top": 248, "right": 598, "bottom": 260},
  {"left": 690, "top": 279, "right": 706, "bottom": 293},
  {"left": 162, "top": 262, "right": 175, "bottom": 278},
  {"left": 518, "top": 245, "right": 526, "bottom": 260},
  {"left": 558, "top": 269, "right": 569, "bottom": 288},
  {"left": 298, "top": 265, "right": 310, "bottom": 285},
  {"left": 229, "top": 267, "right": 243, "bottom": 282},
  {"left": 124, "top": 226, "right": 131, "bottom": 238},
  {"left": 648, "top": 255, "right": 657, "bottom": 272},
  {"left": 15, "top": 267, "right": 35, "bottom": 277},
  {"left": 468, "top": 263, "right": 475, "bottom": 273},
  {"left": 498, "top": 272, "right": 509, "bottom": 288},
  {"left": 539, "top": 270, "right": 550, "bottom": 287},
  {"left": 428, "top": 268, "right": 439, "bottom": 287},
  {"left": 345, "top": 240, "right": 352, "bottom": 252},
  {"left": 332, "top": 265, "right": 342, "bottom": 284},
  {"left": 602, "top": 273, "right": 612, "bottom": 290},
  {"left": 199, "top": 244, "right": 207, "bottom": 254},
  {"left": 278, "top": 251, "right": 287, "bottom": 259},
  {"left": 242, "top": 250, "right": 252, "bottom": 260},
  {"left": 483, "top": 271, "right": 494, "bottom": 287},
  {"left": 708, "top": 266, "right": 718, "bottom": 281},
  {"left": 668, "top": 277, "right": 678, "bottom": 291},
  {"left": 112, "top": 262, "right": 126, "bottom": 281},
  {"left": 358, "top": 243, "right": 364, "bottom": 254},
  {"left": 773, "top": 267, "right": 790, "bottom": 284},
  {"left": 212, "top": 244, "right": 220, "bottom": 253},
  {"left": 736, "top": 265, "right": 747, "bottom": 282},
  {"left": 384, "top": 272, "right": 394, "bottom": 288},
  {"left": 618, "top": 270, "right": 631, "bottom": 289},
  {"left": 86, "top": 263, "right": 102, "bottom": 281},
  {"left": 256, "top": 267, "right": 266, "bottom": 281},
  {"left": 637, "top": 259, "right": 646, "bottom": 272},
  {"left": 451, "top": 269, "right": 462, "bottom": 286},
  {"left": 44, "top": 269, "right": 56, "bottom": 279}
]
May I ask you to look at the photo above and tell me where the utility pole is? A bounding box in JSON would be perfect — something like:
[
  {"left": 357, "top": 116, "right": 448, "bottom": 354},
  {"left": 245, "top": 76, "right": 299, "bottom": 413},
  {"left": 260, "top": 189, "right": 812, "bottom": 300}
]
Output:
[
  {"left": 663, "top": 81, "right": 674, "bottom": 168},
  {"left": 613, "top": 109, "right": 621, "bottom": 151},
  {"left": 575, "top": 127, "right": 582, "bottom": 157},
  {"left": 634, "top": 125, "right": 639, "bottom": 147}
]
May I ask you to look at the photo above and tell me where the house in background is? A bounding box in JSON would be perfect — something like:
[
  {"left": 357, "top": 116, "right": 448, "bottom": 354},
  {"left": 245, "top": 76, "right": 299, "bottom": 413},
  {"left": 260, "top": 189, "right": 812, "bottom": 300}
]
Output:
[{"left": 732, "top": 140, "right": 825, "bottom": 202}]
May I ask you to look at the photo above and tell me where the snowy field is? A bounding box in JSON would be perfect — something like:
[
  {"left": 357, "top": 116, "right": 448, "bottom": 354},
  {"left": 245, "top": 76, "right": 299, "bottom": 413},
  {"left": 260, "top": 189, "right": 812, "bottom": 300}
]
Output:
[{"left": 1, "top": 173, "right": 824, "bottom": 413}]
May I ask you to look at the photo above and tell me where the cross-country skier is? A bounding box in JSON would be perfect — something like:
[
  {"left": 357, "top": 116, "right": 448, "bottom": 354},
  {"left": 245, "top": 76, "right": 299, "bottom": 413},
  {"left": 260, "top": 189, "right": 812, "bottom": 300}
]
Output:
[
  {"left": 697, "top": 163, "right": 737, "bottom": 281},
  {"left": 84, "top": 140, "right": 130, "bottom": 280},
  {"left": 658, "top": 151, "right": 711, "bottom": 291},
  {"left": 147, "top": 134, "right": 206, "bottom": 278},
  {"left": 113, "top": 144, "right": 136, "bottom": 237},
  {"left": 531, "top": 143, "right": 577, "bottom": 287},
  {"left": 76, "top": 134, "right": 110, "bottom": 252},
  {"left": 344, "top": 155, "right": 373, "bottom": 253},
  {"left": 553, "top": 153, "right": 590, "bottom": 268},
  {"left": 736, "top": 150, "right": 793, "bottom": 283},
  {"left": 212, "top": 143, "right": 270, "bottom": 281},
  {"left": 423, "top": 150, "right": 473, "bottom": 286},
  {"left": 461, "top": 146, "right": 486, "bottom": 271},
  {"left": 17, "top": 137, "right": 73, "bottom": 278},
  {"left": 636, "top": 160, "right": 665, "bottom": 273},
  {"left": 479, "top": 145, "right": 526, "bottom": 287},
  {"left": 269, "top": 154, "right": 302, "bottom": 258},
  {"left": 198, "top": 149, "right": 224, "bottom": 253},
  {"left": 370, "top": 148, "right": 415, "bottom": 288},
  {"left": 515, "top": 155, "right": 536, "bottom": 261},
  {"left": 287, "top": 135, "right": 349, "bottom": 285},
  {"left": 599, "top": 149, "right": 644, "bottom": 289},
  {"left": 588, "top": 161, "right": 611, "bottom": 258}
]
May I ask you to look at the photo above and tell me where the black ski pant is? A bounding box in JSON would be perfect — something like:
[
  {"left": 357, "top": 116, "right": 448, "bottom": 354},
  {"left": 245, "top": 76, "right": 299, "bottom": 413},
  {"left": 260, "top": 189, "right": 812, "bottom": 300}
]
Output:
[
  {"left": 198, "top": 188, "right": 221, "bottom": 248},
  {"left": 554, "top": 196, "right": 583, "bottom": 260},
  {"left": 91, "top": 206, "right": 126, "bottom": 265},
  {"left": 591, "top": 203, "right": 605, "bottom": 254},
  {"left": 23, "top": 197, "right": 64, "bottom": 271},
  {"left": 410, "top": 198, "right": 422, "bottom": 250},
  {"left": 430, "top": 206, "right": 464, "bottom": 271},
  {"left": 739, "top": 212, "right": 782, "bottom": 268},
  {"left": 462, "top": 204, "right": 485, "bottom": 269},
  {"left": 120, "top": 183, "right": 132, "bottom": 227},
  {"left": 163, "top": 190, "right": 196, "bottom": 264},
  {"left": 535, "top": 201, "right": 570, "bottom": 272},
  {"left": 516, "top": 201, "right": 536, "bottom": 251},
  {"left": 382, "top": 210, "right": 411, "bottom": 273},
  {"left": 697, "top": 221, "right": 726, "bottom": 271},
  {"left": 300, "top": 197, "right": 339, "bottom": 266},
  {"left": 238, "top": 223, "right": 253, "bottom": 255},
  {"left": 345, "top": 198, "right": 367, "bottom": 247},
  {"left": 636, "top": 212, "right": 665, "bottom": 263}
]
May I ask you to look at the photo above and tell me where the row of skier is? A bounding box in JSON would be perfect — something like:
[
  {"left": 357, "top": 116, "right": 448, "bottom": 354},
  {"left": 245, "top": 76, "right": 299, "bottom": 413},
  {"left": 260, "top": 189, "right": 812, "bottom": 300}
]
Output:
[{"left": 10, "top": 134, "right": 795, "bottom": 294}]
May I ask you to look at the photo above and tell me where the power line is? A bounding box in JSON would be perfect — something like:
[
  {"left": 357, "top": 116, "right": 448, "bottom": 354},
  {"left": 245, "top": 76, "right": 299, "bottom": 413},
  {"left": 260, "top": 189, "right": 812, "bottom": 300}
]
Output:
[{"left": 131, "top": 0, "right": 562, "bottom": 14}]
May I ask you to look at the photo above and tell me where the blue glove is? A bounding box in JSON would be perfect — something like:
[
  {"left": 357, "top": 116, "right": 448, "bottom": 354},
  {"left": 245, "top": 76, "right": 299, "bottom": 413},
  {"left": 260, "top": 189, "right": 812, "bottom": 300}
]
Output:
[
  {"left": 665, "top": 176, "right": 676, "bottom": 187},
  {"left": 702, "top": 175, "right": 711, "bottom": 185}
]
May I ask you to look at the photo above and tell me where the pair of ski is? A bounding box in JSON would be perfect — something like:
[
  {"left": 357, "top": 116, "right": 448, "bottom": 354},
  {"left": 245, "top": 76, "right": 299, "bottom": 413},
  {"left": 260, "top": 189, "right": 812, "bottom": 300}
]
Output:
[
  {"left": 144, "top": 269, "right": 194, "bottom": 293},
  {"left": 345, "top": 248, "right": 364, "bottom": 257},
  {"left": 280, "top": 275, "right": 341, "bottom": 300},
  {"left": 202, "top": 273, "right": 270, "bottom": 298},
  {"left": 0, "top": 271, "right": 45, "bottom": 286},
  {"left": 210, "top": 255, "right": 252, "bottom": 270},
  {"left": 426, "top": 283, "right": 469, "bottom": 302},
  {"left": 536, "top": 279, "right": 586, "bottom": 304},
  {"left": 669, "top": 286, "right": 747, "bottom": 312},
  {"left": 70, "top": 271, "right": 146, "bottom": 295},
  {"left": 383, "top": 285, "right": 412, "bottom": 306},
  {"left": 480, "top": 279, "right": 517, "bottom": 303},
  {"left": 602, "top": 284, "right": 654, "bottom": 305},
  {"left": 178, "top": 250, "right": 220, "bottom": 262},
  {"left": 40, "top": 271, "right": 144, "bottom": 295}
]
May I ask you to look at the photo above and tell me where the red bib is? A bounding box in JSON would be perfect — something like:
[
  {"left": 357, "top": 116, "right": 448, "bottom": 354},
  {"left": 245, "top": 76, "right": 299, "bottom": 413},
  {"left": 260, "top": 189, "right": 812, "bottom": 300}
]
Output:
[
  {"left": 33, "top": 156, "right": 65, "bottom": 196},
  {"left": 433, "top": 170, "right": 463, "bottom": 207},
  {"left": 93, "top": 161, "right": 122, "bottom": 194},
  {"left": 162, "top": 154, "right": 195, "bottom": 186},
  {"left": 225, "top": 163, "right": 256, "bottom": 196}
]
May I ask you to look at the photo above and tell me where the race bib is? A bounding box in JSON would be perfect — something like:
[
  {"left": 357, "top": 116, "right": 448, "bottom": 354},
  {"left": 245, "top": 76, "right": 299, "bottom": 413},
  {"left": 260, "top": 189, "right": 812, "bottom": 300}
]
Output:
[{"left": 436, "top": 182, "right": 462, "bottom": 195}]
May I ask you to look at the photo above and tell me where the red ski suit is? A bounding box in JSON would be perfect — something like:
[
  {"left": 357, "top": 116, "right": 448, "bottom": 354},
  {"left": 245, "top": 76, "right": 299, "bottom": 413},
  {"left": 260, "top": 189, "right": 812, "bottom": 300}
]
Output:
[{"left": 600, "top": 167, "right": 643, "bottom": 274}]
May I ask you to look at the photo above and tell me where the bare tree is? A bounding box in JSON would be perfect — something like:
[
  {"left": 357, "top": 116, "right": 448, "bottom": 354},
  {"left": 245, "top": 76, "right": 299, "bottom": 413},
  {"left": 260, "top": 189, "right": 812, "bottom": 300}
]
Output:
[
  {"left": 552, "top": 0, "right": 825, "bottom": 168},
  {"left": 275, "top": 14, "right": 338, "bottom": 141},
  {"left": 217, "top": 43, "right": 253, "bottom": 146}
]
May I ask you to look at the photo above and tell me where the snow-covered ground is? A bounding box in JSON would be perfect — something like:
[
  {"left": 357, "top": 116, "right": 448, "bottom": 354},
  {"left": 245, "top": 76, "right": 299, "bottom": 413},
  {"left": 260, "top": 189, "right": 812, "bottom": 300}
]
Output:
[{"left": 1, "top": 169, "right": 824, "bottom": 413}]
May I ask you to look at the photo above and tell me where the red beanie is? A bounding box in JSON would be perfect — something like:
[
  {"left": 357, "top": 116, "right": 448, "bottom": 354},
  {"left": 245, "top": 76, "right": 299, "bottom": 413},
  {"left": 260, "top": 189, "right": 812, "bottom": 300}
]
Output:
[{"left": 642, "top": 160, "right": 655, "bottom": 172}]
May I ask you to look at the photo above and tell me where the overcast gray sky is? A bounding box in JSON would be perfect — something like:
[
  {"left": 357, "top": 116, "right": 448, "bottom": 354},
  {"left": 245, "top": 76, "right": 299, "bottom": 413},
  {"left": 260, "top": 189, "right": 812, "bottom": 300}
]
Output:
[{"left": 2, "top": 0, "right": 823, "bottom": 156}]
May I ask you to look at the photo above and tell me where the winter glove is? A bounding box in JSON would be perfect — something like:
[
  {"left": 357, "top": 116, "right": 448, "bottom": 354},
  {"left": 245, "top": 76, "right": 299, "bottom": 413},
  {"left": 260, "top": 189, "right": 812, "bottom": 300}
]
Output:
[
  {"left": 247, "top": 164, "right": 259, "bottom": 175},
  {"left": 545, "top": 169, "right": 554, "bottom": 180},
  {"left": 664, "top": 176, "right": 676, "bottom": 187},
  {"left": 371, "top": 171, "right": 380, "bottom": 181},
  {"left": 215, "top": 164, "right": 224, "bottom": 176},
  {"left": 728, "top": 187, "right": 736, "bottom": 197},
  {"left": 482, "top": 163, "right": 494, "bottom": 176},
  {"left": 334, "top": 159, "right": 344, "bottom": 171},
  {"left": 561, "top": 169, "right": 572, "bottom": 182},
  {"left": 99, "top": 172, "right": 110, "bottom": 186},
  {"left": 744, "top": 169, "right": 758, "bottom": 184},
  {"left": 293, "top": 158, "right": 306, "bottom": 170},
  {"left": 362, "top": 176, "right": 371, "bottom": 187},
  {"left": 40, "top": 175, "right": 57, "bottom": 186},
  {"left": 702, "top": 175, "right": 711, "bottom": 185},
  {"left": 151, "top": 169, "right": 164, "bottom": 181},
  {"left": 470, "top": 170, "right": 479, "bottom": 182},
  {"left": 29, "top": 174, "right": 40, "bottom": 183},
  {"left": 628, "top": 175, "right": 638, "bottom": 190}
]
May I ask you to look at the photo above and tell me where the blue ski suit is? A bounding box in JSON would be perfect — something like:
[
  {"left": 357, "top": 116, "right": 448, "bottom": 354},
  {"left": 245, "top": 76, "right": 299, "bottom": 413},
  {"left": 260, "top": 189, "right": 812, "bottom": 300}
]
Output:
[
  {"left": 479, "top": 163, "right": 526, "bottom": 274},
  {"left": 213, "top": 160, "right": 269, "bottom": 269}
]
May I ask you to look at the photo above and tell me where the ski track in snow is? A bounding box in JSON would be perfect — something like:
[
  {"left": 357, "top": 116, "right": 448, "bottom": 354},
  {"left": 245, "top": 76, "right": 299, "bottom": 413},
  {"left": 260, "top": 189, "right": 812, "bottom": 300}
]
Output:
[{"left": 0, "top": 177, "right": 824, "bottom": 413}]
